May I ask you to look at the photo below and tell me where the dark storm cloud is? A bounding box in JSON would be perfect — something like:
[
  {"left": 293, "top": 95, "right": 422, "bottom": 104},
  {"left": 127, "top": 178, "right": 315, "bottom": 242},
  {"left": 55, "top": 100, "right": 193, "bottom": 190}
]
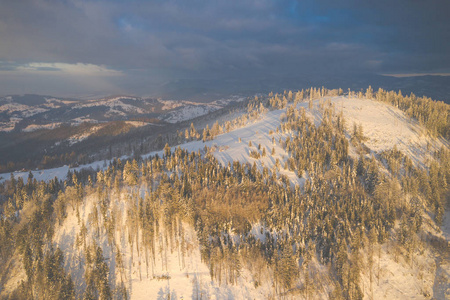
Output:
[{"left": 0, "top": 0, "right": 449, "bottom": 96}]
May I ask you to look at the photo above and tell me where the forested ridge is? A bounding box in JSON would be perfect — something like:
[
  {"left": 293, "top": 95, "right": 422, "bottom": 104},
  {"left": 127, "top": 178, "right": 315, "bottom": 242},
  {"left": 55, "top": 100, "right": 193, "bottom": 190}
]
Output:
[{"left": 0, "top": 87, "right": 449, "bottom": 299}]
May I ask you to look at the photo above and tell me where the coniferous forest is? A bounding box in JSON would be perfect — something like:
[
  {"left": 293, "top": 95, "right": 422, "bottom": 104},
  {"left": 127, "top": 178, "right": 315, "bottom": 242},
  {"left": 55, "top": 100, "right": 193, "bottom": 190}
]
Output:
[{"left": 0, "top": 87, "right": 449, "bottom": 299}]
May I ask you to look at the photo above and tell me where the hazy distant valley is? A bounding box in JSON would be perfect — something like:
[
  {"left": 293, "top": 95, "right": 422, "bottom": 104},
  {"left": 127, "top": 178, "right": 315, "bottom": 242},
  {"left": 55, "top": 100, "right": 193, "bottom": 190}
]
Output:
[{"left": 0, "top": 94, "right": 246, "bottom": 173}]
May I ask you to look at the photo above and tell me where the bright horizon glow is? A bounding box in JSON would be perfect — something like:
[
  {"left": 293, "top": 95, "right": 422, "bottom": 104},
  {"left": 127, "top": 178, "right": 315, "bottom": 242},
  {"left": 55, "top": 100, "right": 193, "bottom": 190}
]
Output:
[{"left": 0, "top": 62, "right": 123, "bottom": 77}]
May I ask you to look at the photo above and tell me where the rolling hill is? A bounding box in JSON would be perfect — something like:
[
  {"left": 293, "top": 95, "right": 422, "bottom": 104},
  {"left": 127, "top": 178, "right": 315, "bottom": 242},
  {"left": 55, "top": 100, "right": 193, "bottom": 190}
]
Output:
[{"left": 0, "top": 88, "right": 449, "bottom": 299}]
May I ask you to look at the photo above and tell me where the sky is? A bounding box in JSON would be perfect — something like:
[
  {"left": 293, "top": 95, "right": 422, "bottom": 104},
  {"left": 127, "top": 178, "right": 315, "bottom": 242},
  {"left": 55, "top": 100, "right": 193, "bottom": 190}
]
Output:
[{"left": 0, "top": 0, "right": 449, "bottom": 98}]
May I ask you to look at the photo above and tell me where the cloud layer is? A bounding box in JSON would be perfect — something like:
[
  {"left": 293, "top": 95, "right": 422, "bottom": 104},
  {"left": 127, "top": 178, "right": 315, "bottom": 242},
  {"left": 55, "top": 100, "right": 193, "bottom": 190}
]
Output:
[{"left": 0, "top": 0, "right": 449, "bottom": 97}]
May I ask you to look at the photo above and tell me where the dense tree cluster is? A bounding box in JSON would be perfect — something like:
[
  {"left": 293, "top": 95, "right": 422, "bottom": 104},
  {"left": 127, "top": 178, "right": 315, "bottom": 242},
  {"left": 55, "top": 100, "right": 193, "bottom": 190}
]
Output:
[{"left": 0, "top": 87, "right": 449, "bottom": 299}]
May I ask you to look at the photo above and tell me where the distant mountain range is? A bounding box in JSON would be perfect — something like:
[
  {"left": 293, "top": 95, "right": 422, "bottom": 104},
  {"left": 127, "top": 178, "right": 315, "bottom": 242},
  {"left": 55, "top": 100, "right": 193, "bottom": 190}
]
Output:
[
  {"left": 154, "top": 74, "right": 450, "bottom": 103},
  {"left": 0, "top": 94, "right": 246, "bottom": 173},
  {"left": 0, "top": 94, "right": 245, "bottom": 132}
]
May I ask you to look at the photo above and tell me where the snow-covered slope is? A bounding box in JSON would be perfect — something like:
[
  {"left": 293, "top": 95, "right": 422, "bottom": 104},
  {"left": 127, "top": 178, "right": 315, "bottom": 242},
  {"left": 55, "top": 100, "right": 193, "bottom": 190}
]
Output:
[
  {"left": 2, "top": 95, "right": 449, "bottom": 299},
  {"left": 73, "top": 96, "right": 148, "bottom": 115},
  {"left": 2, "top": 96, "right": 445, "bottom": 184},
  {"left": 0, "top": 94, "right": 242, "bottom": 134},
  {"left": 158, "top": 96, "right": 245, "bottom": 123},
  {"left": 160, "top": 104, "right": 221, "bottom": 123},
  {"left": 50, "top": 192, "right": 273, "bottom": 299},
  {"left": 331, "top": 97, "right": 445, "bottom": 164}
]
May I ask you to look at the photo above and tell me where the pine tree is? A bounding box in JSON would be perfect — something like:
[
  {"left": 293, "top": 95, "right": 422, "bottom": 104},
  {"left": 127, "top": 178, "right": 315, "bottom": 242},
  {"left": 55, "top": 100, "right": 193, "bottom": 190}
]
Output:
[
  {"left": 190, "top": 123, "right": 198, "bottom": 139},
  {"left": 164, "top": 143, "right": 171, "bottom": 159},
  {"left": 276, "top": 245, "right": 298, "bottom": 291},
  {"left": 202, "top": 125, "right": 211, "bottom": 142},
  {"left": 368, "top": 227, "right": 377, "bottom": 298}
]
